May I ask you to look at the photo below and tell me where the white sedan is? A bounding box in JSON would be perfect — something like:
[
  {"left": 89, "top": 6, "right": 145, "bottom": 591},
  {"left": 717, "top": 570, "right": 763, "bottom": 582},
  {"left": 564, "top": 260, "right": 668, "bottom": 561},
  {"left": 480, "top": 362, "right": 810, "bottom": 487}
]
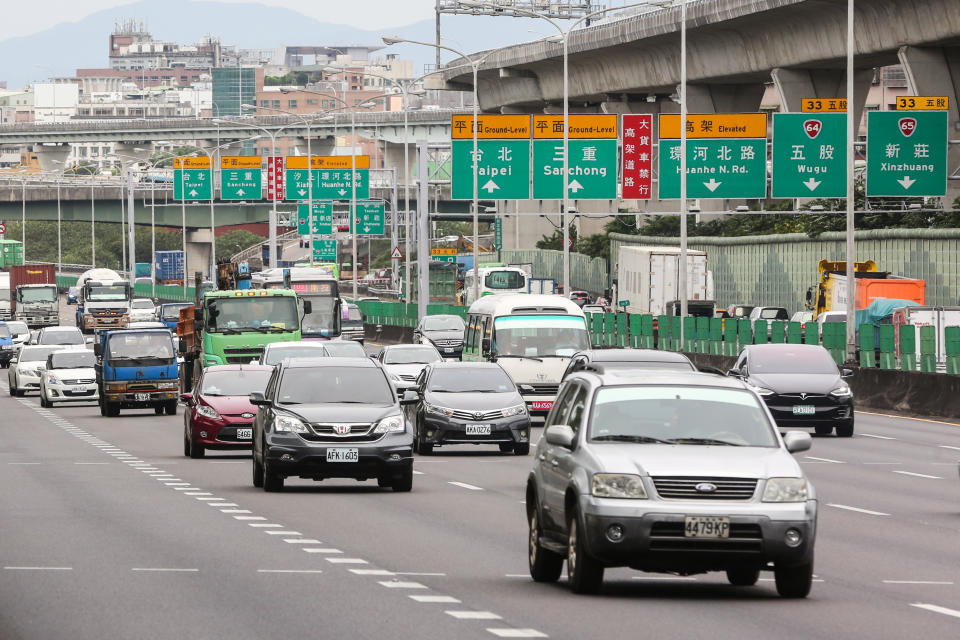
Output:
[
  {"left": 7, "top": 345, "right": 63, "bottom": 397},
  {"left": 40, "top": 349, "right": 99, "bottom": 407},
  {"left": 129, "top": 298, "right": 158, "bottom": 323}
]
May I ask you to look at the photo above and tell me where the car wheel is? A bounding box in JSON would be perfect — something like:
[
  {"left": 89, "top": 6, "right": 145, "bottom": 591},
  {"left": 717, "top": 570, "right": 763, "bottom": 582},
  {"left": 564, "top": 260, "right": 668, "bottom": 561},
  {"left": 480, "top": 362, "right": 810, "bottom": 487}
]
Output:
[
  {"left": 499, "top": 442, "right": 514, "bottom": 453},
  {"left": 262, "top": 453, "right": 284, "bottom": 492},
  {"left": 774, "top": 560, "right": 813, "bottom": 598},
  {"left": 528, "top": 501, "right": 563, "bottom": 582},
  {"left": 567, "top": 508, "right": 604, "bottom": 594},
  {"left": 189, "top": 436, "right": 205, "bottom": 459},
  {"left": 513, "top": 442, "right": 530, "bottom": 456},
  {"left": 106, "top": 403, "right": 119, "bottom": 417},
  {"left": 726, "top": 566, "right": 760, "bottom": 586},
  {"left": 183, "top": 426, "right": 191, "bottom": 457},
  {"left": 814, "top": 425, "right": 833, "bottom": 436},
  {"left": 392, "top": 468, "right": 413, "bottom": 492},
  {"left": 165, "top": 401, "right": 177, "bottom": 416},
  {"left": 154, "top": 406, "right": 164, "bottom": 416},
  {"left": 99, "top": 398, "right": 107, "bottom": 417},
  {"left": 835, "top": 421, "right": 854, "bottom": 438},
  {"left": 252, "top": 453, "right": 264, "bottom": 488}
]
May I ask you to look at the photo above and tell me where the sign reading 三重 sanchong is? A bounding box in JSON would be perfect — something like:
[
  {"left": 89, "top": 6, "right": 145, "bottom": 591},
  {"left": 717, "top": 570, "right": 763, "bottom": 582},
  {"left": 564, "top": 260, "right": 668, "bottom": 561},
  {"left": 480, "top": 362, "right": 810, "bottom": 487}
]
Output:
[
  {"left": 532, "top": 114, "right": 618, "bottom": 200},
  {"left": 220, "top": 156, "right": 262, "bottom": 200},
  {"left": 173, "top": 156, "right": 211, "bottom": 200},
  {"left": 772, "top": 113, "right": 847, "bottom": 198},
  {"left": 866, "top": 111, "right": 948, "bottom": 197},
  {"left": 658, "top": 114, "right": 767, "bottom": 199},
  {"left": 621, "top": 114, "right": 653, "bottom": 200},
  {"left": 451, "top": 115, "right": 531, "bottom": 200},
  {"left": 297, "top": 202, "right": 333, "bottom": 235},
  {"left": 285, "top": 156, "right": 370, "bottom": 200}
]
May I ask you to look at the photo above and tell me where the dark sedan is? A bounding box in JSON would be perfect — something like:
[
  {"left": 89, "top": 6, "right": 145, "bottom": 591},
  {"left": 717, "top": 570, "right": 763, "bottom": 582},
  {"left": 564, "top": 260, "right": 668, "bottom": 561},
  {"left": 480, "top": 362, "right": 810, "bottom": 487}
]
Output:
[
  {"left": 414, "top": 314, "right": 465, "bottom": 359},
  {"left": 181, "top": 364, "right": 273, "bottom": 458},
  {"left": 413, "top": 362, "right": 531, "bottom": 455},
  {"left": 730, "top": 343, "right": 854, "bottom": 437},
  {"left": 562, "top": 349, "right": 697, "bottom": 380},
  {"left": 250, "top": 357, "right": 416, "bottom": 492}
]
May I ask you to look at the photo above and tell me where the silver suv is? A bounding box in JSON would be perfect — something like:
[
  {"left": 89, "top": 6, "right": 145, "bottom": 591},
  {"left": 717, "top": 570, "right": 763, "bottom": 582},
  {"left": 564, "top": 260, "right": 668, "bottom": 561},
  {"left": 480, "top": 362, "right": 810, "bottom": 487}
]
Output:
[{"left": 526, "top": 371, "right": 817, "bottom": 597}]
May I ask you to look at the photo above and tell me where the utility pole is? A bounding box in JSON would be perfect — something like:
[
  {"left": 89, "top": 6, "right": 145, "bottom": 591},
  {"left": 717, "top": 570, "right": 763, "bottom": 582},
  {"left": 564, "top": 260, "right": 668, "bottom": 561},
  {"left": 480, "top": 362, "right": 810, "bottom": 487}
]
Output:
[{"left": 417, "top": 140, "right": 430, "bottom": 321}]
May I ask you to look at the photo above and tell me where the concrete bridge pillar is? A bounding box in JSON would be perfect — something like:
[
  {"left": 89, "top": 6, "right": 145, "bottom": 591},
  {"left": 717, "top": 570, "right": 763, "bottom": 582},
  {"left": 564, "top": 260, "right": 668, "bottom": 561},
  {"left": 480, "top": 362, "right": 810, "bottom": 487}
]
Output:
[
  {"left": 290, "top": 136, "right": 336, "bottom": 157},
  {"left": 683, "top": 84, "right": 766, "bottom": 114},
  {"left": 383, "top": 141, "right": 416, "bottom": 192},
  {"left": 771, "top": 67, "right": 874, "bottom": 125},
  {"left": 898, "top": 45, "right": 960, "bottom": 206},
  {"left": 34, "top": 143, "right": 71, "bottom": 173},
  {"left": 186, "top": 228, "right": 213, "bottom": 283}
]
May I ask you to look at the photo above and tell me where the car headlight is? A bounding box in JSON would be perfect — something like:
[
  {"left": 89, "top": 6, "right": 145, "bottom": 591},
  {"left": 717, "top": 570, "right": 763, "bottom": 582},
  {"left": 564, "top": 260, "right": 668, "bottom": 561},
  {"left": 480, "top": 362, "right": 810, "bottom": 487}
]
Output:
[
  {"left": 591, "top": 473, "right": 648, "bottom": 499},
  {"left": 47, "top": 376, "right": 60, "bottom": 385},
  {"left": 196, "top": 404, "right": 222, "bottom": 421},
  {"left": 105, "top": 383, "right": 126, "bottom": 392},
  {"left": 373, "top": 414, "right": 405, "bottom": 434},
  {"left": 424, "top": 402, "right": 453, "bottom": 418},
  {"left": 762, "top": 478, "right": 808, "bottom": 502},
  {"left": 419, "top": 336, "right": 433, "bottom": 345},
  {"left": 501, "top": 404, "right": 527, "bottom": 417},
  {"left": 829, "top": 384, "right": 852, "bottom": 398},
  {"left": 273, "top": 413, "right": 308, "bottom": 434},
  {"left": 28, "top": 368, "right": 43, "bottom": 377},
  {"left": 749, "top": 385, "right": 775, "bottom": 396}
]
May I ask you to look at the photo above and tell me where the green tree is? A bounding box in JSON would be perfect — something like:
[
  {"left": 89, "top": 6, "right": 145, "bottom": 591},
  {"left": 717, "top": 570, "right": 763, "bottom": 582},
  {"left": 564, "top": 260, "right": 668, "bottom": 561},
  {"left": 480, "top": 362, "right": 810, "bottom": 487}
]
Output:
[{"left": 216, "top": 230, "right": 265, "bottom": 261}]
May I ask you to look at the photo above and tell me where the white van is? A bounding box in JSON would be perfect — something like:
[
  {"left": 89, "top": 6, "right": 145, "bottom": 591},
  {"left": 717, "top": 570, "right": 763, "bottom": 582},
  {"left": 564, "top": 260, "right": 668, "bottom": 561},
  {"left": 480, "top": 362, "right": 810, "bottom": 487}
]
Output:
[
  {"left": 463, "top": 294, "right": 589, "bottom": 415},
  {"left": 463, "top": 266, "right": 528, "bottom": 306}
]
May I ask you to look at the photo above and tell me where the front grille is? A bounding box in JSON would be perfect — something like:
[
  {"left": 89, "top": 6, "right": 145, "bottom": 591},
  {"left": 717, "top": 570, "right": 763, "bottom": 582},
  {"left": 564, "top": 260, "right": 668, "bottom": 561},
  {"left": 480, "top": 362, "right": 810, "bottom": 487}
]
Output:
[
  {"left": 224, "top": 347, "right": 264, "bottom": 356},
  {"left": 62, "top": 379, "right": 96, "bottom": 385},
  {"left": 92, "top": 309, "right": 124, "bottom": 317},
  {"left": 648, "top": 521, "right": 764, "bottom": 552},
  {"left": 779, "top": 393, "right": 827, "bottom": 400},
  {"left": 523, "top": 383, "right": 559, "bottom": 395},
  {"left": 225, "top": 355, "right": 258, "bottom": 364},
  {"left": 126, "top": 383, "right": 158, "bottom": 392},
  {"left": 63, "top": 389, "right": 96, "bottom": 397},
  {"left": 434, "top": 339, "right": 462, "bottom": 347},
  {"left": 302, "top": 423, "right": 382, "bottom": 443},
  {"left": 396, "top": 374, "right": 417, "bottom": 382},
  {"left": 450, "top": 408, "right": 502, "bottom": 421},
  {"left": 652, "top": 477, "right": 758, "bottom": 501}
]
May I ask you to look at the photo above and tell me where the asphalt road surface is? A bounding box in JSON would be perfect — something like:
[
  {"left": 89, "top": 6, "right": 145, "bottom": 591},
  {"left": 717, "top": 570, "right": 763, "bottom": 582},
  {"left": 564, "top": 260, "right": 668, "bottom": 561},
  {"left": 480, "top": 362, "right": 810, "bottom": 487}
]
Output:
[{"left": 2, "top": 335, "right": 959, "bottom": 637}]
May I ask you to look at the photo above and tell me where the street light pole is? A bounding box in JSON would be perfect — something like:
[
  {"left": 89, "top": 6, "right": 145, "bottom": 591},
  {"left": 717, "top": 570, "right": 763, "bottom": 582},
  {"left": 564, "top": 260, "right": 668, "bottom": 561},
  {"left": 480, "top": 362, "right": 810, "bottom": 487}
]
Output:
[
  {"left": 679, "top": 0, "right": 689, "bottom": 344},
  {"left": 845, "top": 0, "right": 856, "bottom": 359},
  {"left": 127, "top": 165, "right": 136, "bottom": 286},
  {"left": 90, "top": 182, "right": 95, "bottom": 267}
]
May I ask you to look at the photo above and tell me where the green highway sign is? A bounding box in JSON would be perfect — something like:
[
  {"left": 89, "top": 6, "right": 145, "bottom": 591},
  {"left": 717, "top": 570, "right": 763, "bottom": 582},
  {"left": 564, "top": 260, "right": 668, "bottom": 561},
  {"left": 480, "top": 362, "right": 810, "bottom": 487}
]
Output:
[
  {"left": 532, "top": 139, "right": 618, "bottom": 200},
  {"left": 312, "top": 239, "right": 338, "bottom": 262},
  {"left": 431, "top": 254, "right": 456, "bottom": 263},
  {"left": 658, "top": 139, "right": 767, "bottom": 199},
  {"left": 352, "top": 201, "right": 385, "bottom": 236},
  {"left": 220, "top": 157, "right": 262, "bottom": 200},
  {"left": 285, "top": 168, "right": 370, "bottom": 200},
  {"left": 494, "top": 217, "right": 503, "bottom": 251},
  {"left": 297, "top": 202, "right": 333, "bottom": 235},
  {"left": 618, "top": 300, "right": 630, "bottom": 307},
  {"left": 174, "top": 168, "right": 212, "bottom": 200},
  {"left": 452, "top": 139, "right": 530, "bottom": 200},
  {"left": 866, "top": 111, "right": 948, "bottom": 197},
  {"left": 772, "top": 113, "right": 847, "bottom": 198}
]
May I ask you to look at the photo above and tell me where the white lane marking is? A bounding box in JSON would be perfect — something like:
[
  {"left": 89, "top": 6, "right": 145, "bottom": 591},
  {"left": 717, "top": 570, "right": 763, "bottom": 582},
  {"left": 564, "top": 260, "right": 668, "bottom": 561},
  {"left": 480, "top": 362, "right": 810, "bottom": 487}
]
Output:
[
  {"left": 412, "top": 470, "right": 425, "bottom": 475},
  {"left": 378, "top": 581, "right": 427, "bottom": 589},
  {"left": 234, "top": 516, "right": 267, "bottom": 521},
  {"left": 939, "top": 445, "right": 960, "bottom": 451},
  {"left": 486, "top": 629, "right": 548, "bottom": 638},
  {"left": 449, "top": 481, "right": 484, "bottom": 491},
  {"left": 827, "top": 503, "right": 890, "bottom": 517},
  {"left": 860, "top": 433, "right": 896, "bottom": 440},
  {"left": 447, "top": 611, "right": 502, "bottom": 620},
  {"left": 164, "top": 482, "right": 190, "bottom": 486},
  {"left": 284, "top": 539, "right": 323, "bottom": 544},
  {"left": 264, "top": 531, "right": 302, "bottom": 536},
  {"left": 4, "top": 566, "right": 73, "bottom": 571},
  {"left": 173, "top": 487, "right": 200, "bottom": 491},
  {"left": 910, "top": 603, "right": 960, "bottom": 620},
  {"left": 884, "top": 580, "right": 954, "bottom": 585},
  {"left": 863, "top": 462, "right": 902, "bottom": 465},
  {"left": 350, "top": 569, "right": 395, "bottom": 576},
  {"left": 804, "top": 456, "right": 845, "bottom": 464},
  {"left": 326, "top": 558, "right": 368, "bottom": 564},
  {"left": 411, "top": 595, "right": 461, "bottom": 603},
  {"left": 396, "top": 572, "right": 447, "bottom": 577},
  {"left": 257, "top": 569, "right": 324, "bottom": 574},
  {"left": 248, "top": 524, "right": 283, "bottom": 528},
  {"left": 220, "top": 509, "right": 251, "bottom": 513},
  {"left": 195, "top": 497, "right": 222, "bottom": 501},
  {"left": 131, "top": 568, "right": 199, "bottom": 573},
  {"left": 892, "top": 470, "right": 943, "bottom": 480},
  {"left": 209, "top": 503, "right": 239, "bottom": 508},
  {"left": 303, "top": 548, "right": 342, "bottom": 554},
  {"left": 184, "top": 492, "right": 212, "bottom": 496}
]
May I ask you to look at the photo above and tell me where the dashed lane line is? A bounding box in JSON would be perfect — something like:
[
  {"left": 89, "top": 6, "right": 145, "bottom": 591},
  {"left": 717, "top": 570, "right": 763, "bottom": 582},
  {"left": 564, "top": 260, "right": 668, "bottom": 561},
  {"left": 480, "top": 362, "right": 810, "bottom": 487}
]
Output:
[
  {"left": 486, "top": 629, "right": 549, "bottom": 638},
  {"left": 938, "top": 445, "right": 960, "bottom": 451},
  {"left": 378, "top": 581, "right": 428, "bottom": 589},
  {"left": 910, "top": 603, "right": 960, "bottom": 620},
  {"left": 804, "top": 456, "right": 845, "bottom": 464},
  {"left": 4, "top": 566, "right": 73, "bottom": 571},
  {"left": 827, "top": 503, "right": 890, "bottom": 517},
  {"left": 891, "top": 470, "right": 943, "bottom": 480},
  {"left": 326, "top": 558, "right": 368, "bottom": 564},
  {"left": 449, "top": 481, "right": 484, "bottom": 491},
  {"left": 884, "top": 580, "right": 954, "bottom": 585},
  {"left": 447, "top": 611, "right": 502, "bottom": 620},
  {"left": 860, "top": 433, "right": 896, "bottom": 440},
  {"left": 411, "top": 595, "right": 462, "bottom": 603}
]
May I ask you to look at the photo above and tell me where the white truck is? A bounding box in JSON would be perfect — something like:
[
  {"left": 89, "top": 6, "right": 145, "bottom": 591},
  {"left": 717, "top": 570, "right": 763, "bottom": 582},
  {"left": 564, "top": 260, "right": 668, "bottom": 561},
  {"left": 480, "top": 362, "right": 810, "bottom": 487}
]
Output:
[
  {"left": 75, "top": 268, "right": 132, "bottom": 333},
  {"left": 615, "top": 246, "right": 714, "bottom": 316},
  {"left": 892, "top": 306, "right": 960, "bottom": 366},
  {"left": 0, "top": 272, "right": 10, "bottom": 321}
]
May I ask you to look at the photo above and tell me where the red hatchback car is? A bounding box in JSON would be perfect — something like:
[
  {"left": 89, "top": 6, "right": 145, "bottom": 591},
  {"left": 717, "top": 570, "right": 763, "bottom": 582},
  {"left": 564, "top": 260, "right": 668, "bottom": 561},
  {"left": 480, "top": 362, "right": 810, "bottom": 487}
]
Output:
[{"left": 182, "top": 364, "right": 273, "bottom": 458}]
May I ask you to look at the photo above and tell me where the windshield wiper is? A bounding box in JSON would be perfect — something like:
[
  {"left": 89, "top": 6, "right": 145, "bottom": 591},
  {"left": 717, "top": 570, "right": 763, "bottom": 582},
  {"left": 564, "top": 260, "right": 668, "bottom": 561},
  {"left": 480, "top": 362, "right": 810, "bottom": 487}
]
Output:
[
  {"left": 215, "top": 327, "right": 243, "bottom": 335},
  {"left": 495, "top": 354, "right": 543, "bottom": 362},
  {"left": 592, "top": 434, "right": 672, "bottom": 444},
  {"left": 666, "top": 437, "right": 744, "bottom": 446},
  {"left": 255, "top": 326, "right": 288, "bottom": 333}
]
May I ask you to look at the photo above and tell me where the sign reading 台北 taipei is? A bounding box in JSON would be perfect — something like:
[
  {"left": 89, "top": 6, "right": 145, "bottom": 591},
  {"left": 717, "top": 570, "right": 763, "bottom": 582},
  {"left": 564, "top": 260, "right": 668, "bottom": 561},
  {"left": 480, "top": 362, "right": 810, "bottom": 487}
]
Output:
[
  {"left": 866, "top": 110, "right": 948, "bottom": 197},
  {"left": 173, "top": 156, "right": 212, "bottom": 201},
  {"left": 772, "top": 113, "right": 847, "bottom": 198},
  {"left": 658, "top": 114, "right": 767, "bottom": 199},
  {"left": 451, "top": 114, "right": 531, "bottom": 200},
  {"left": 621, "top": 114, "right": 653, "bottom": 200},
  {"left": 532, "top": 114, "right": 618, "bottom": 200}
]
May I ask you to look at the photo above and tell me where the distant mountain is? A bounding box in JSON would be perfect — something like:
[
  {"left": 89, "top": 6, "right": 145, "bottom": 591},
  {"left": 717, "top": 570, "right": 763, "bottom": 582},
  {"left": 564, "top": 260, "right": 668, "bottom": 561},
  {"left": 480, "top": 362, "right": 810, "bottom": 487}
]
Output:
[{"left": 0, "top": 0, "right": 545, "bottom": 89}]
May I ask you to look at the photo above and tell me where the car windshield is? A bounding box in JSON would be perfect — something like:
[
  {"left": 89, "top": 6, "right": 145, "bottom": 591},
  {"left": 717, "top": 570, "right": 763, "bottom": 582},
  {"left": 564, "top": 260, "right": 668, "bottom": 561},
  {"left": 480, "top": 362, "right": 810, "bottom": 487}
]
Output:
[
  {"left": 599, "top": 361, "right": 696, "bottom": 372},
  {"left": 131, "top": 300, "right": 154, "bottom": 309},
  {"left": 494, "top": 315, "right": 590, "bottom": 358},
  {"left": 19, "top": 287, "right": 57, "bottom": 302},
  {"left": 341, "top": 306, "right": 363, "bottom": 329},
  {"left": 300, "top": 295, "right": 337, "bottom": 336},
  {"left": 161, "top": 304, "right": 192, "bottom": 321},
  {"left": 422, "top": 315, "right": 465, "bottom": 332},
  {"left": 87, "top": 285, "right": 128, "bottom": 301},
  {"left": 7, "top": 322, "right": 28, "bottom": 334},
  {"left": 322, "top": 341, "right": 367, "bottom": 357},
  {"left": 264, "top": 345, "right": 328, "bottom": 366},
  {"left": 40, "top": 330, "right": 83, "bottom": 345},
  {"left": 589, "top": 385, "right": 777, "bottom": 447},
  {"left": 484, "top": 270, "right": 525, "bottom": 290},
  {"left": 19, "top": 347, "right": 61, "bottom": 363},
  {"left": 429, "top": 367, "right": 515, "bottom": 393},
  {"left": 759, "top": 308, "right": 788, "bottom": 320},
  {"left": 750, "top": 348, "right": 838, "bottom": 375},
  {"left": 50, "top": 351, "right": 96, "bottom": 369},
  {"left": 108, "top": 332, "right": 174, "bottom": 360},
  {"left": 0, "top": 325, "right": 9, "bottom": 339},
  {"left": 207, "top": 296, "right": 298, "bottom": 333},
  {"left": 277, "top": 366, "right": 393, "bottom": 404},
  {"left": 200, "top": 369, "right": 272, "bottom": 396},
  {"left": 383, "top": 346, "right": 441, "bottom": 365}
]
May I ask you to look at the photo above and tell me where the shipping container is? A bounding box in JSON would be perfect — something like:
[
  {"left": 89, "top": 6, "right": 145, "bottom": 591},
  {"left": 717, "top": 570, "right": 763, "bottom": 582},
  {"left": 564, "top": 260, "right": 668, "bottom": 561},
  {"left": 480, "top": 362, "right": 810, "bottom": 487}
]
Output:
[
  {"left": 9, "top": 263, "right": 56, "bottom": 316},
  {"left": 616, "top": 246, "right": 713, "bottom": 316},
  {"left": 819, "top": 272, "right": 925, "bottom": 314},
  {"left": 0, "top": 239, "right": 24, "bottom": 268},
  {"left": 135, "top": 262, "right": 151, "bottom": 278},
  {"left": 155, "top": 250, "right": 185, "bottom": 281}
]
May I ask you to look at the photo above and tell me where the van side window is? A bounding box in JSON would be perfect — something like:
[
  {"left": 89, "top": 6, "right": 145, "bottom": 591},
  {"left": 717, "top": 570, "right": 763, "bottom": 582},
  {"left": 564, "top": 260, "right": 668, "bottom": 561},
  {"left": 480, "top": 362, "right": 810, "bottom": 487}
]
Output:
[{"left": 545, "top": 383, "right": 579, "bottom": 429}]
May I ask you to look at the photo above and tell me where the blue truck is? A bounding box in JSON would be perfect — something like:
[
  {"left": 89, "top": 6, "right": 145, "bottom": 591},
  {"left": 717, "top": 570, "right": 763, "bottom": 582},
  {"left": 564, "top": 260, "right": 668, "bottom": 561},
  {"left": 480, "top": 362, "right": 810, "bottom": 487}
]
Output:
[
  {"left": 94, "top": 328, "right": 180, "bottom": 417},
  {"left": 158, "top": 302, "right": 195, "bottom": 331}
]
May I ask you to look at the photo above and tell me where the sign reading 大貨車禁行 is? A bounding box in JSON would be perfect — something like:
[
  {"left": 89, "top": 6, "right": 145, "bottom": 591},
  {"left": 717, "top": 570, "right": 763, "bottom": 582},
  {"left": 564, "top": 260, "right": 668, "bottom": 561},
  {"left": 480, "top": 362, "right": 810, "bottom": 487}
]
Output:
[
  {"left": 297, "top": 202, "right": 333, "bottom": 236},
  {"left": 532, "top": 114, "right": 618, "bottom": 200},
  {"left": 173, "top": 156, "right": 212, "bottom": 201},
  {"left": 866, "top": 111, "right": 948, "bottom": 197},
  {"left": 621, "top": 114, "right": 653, "bottom": 200},
  {"left": 772, "top": 113, "right": 847, "bottom": 198},
  {"left": 352, "top": 201, "right": 385, "bottom": 236},
  {"left": 284, "top": 156, "right": 370, "bottom": 201},
  {"left": 658, "top": 114, "right": 767, "bottom": 200},
  {"left": 220, "top": 156, "right": 262, "bottom": 200},
  {"left": 451, "top": 114, "right": 531, "bottom": 200},
  {"left": 494, "top": 217, "right": 502, "bottom": 251}
]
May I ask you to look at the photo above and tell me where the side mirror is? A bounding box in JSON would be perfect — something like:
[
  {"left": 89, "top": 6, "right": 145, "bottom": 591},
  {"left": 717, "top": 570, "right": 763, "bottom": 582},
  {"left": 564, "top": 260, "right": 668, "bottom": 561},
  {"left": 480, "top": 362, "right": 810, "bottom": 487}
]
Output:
[
  {"left": 248, "top": 392, "right": 268, "bottom": 406},
  {"left": 782, "top": 431, "right": 812, "bottom": 453},
  {"left": 369, "top": 354, "right": 379, "bottom": 359},
  {"left": 85, "top": 337, "right": 94, "bottom": 345},
  {"left": 94, "top": 343, "right": 102, "bottom": 357},
  {"left": 805, "top": 289, "right": 813, "bottom": 303},
  {"left": 481, "top": 337, "right": 491, "bottom": 354},
  {"left": 544, "top": 424, "right": 575, "bottom": 449},
  {"left": 303, "top": 300, "right": 313, "bottom": 315},
  {"left": 400, "top": 390, "right": 419, "bottom": 405},
  {"left": 841, "top": 368, "right": 854, "bottom": 378},
  {"left": 727, "top": 368, "right": 741, "bottom": 377},
  {"left": 179, "top": 392, "right": 193, "bottom": 404}
]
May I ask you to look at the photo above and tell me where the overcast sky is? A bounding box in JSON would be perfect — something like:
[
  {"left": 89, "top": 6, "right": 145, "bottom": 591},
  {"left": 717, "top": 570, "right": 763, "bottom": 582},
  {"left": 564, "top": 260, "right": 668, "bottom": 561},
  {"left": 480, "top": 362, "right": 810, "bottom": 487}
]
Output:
[{"left": 4, "top": 0, "right": 439, "bottom": 37}]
